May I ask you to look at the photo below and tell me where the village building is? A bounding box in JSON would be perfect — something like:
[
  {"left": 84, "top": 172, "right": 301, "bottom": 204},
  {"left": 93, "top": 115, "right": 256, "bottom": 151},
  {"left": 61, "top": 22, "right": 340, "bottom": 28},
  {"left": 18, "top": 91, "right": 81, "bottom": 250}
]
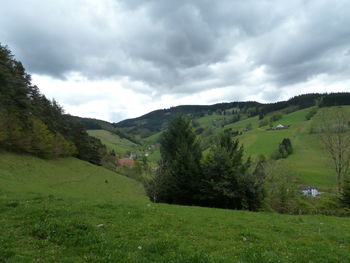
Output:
[
  {"left": 300, "top": 186, "right": 320, "bottom": 197},
  {"left": 117, "top": 158, "right": 135, "bottom": 167},
  {"left": 273, "top": 124, "right": 291, "bottom": 130},
  {"left": 129, "top": 152, "right": 137, "bottom": 159}
]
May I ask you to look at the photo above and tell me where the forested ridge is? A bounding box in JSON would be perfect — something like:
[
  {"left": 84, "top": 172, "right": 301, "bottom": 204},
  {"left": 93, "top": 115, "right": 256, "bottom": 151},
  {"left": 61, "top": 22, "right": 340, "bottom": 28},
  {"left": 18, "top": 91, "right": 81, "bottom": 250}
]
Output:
[
  {"left": 0, "top": 44, "right": 110, "bottom": 165},
  {"left": 115, "top": 92, "right": 350, "bottom": 137}
]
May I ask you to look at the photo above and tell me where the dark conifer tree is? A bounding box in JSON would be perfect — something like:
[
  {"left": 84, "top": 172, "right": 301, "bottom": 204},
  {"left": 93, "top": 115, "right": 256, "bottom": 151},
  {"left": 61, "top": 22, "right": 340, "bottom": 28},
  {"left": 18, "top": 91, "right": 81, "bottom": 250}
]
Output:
[
  {"left": 147, "top": 115, "right": 202, "bottom": 205},
  {"left": 200, "top": 133, "right": 264, "bottom": 210},
  {"left": 341, "top": 177, "right": 350, "bottom": 208}
]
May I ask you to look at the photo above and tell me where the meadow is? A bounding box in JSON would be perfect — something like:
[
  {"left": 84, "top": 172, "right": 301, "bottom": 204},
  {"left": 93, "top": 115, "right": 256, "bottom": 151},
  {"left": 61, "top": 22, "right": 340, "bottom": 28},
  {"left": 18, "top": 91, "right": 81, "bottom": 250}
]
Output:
[
  {"left": 1, "top": 152, "right": 350, "bottom": 262},
  {"left": 87, "top": 130, "right": 139, "bottom": 156}
]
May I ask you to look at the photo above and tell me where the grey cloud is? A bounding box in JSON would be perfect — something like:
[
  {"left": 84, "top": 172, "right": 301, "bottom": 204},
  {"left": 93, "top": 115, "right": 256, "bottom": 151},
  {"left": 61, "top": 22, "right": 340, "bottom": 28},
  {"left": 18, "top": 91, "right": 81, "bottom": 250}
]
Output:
[
  {"left": 1, "top": 0, "right": 350, "bottom": 98},
  {"left": 253, "top": 0, "right": 350, "bottom": 86}
]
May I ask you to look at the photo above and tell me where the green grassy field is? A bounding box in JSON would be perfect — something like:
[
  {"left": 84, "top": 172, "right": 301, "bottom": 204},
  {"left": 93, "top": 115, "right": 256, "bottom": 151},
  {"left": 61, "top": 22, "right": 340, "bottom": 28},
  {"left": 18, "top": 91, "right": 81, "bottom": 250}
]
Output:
[
  {"left": 197, "top": 113, "right": 227, "bottom": 127},
  {"left": 0, "top": 153, "right": 145, "bottom": 203},
  {"left": 214, "top": 107, "right": 349, "bottom": 188},
  {"left": 1, "top": 152, "right": 350, "bottom": 262},
  {"left": 87, "top": 129, "right": 140, "bottom": 155}
]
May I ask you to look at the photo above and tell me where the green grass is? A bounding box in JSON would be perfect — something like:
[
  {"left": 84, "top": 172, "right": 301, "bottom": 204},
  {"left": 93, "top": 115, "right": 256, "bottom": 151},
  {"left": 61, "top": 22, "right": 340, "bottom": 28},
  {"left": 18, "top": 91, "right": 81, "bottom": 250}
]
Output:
[
  {"left": 88, "top": 130, "right": 159, "bottom": 165},
  {"left": 197, "top": 114, "right": 226, "bottom": 127},
  {"left": 223, "top": 107, "right": 345, "bottom": 187},
  {"left": 0, "top": 152, "right": 146, "bottom": 203},
  {"left": 144, "top": 131, "right": 161, "bottom": 144},
  {"left": 87, "top": 129, "right": 139, "bottom": 155},
  {"left": 1, "top": 152, "right": 350, "bottom": 262}
]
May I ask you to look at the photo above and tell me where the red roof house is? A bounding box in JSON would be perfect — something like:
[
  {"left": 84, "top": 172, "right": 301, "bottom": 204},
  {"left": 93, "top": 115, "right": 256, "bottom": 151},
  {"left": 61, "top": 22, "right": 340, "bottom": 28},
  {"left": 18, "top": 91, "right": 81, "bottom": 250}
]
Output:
[{"left": 117, "top": 158, "right": 135, "bottom": 167}]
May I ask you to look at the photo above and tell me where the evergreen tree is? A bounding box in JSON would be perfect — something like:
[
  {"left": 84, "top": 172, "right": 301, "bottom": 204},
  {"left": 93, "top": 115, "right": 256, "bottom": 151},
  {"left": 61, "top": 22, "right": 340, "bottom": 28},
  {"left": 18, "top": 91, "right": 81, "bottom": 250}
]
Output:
[
  {"left": 341, "top": 177, "right": 350, "bottom": 208},
  {"left": 200, "top": 133, "right": 264, "bottom": 210},
  {"left": 272, "top": 138, "right": 293, "bottom": 159},
  {"left": 146, "top": 115, "right": 202, "bottom": 205}
]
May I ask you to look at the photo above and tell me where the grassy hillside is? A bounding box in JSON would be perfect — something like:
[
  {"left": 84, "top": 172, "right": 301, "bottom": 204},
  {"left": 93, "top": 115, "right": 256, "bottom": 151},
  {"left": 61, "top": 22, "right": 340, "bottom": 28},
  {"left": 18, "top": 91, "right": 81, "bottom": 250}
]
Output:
[
  {"left": 233, "top": 107, "right": 349, "bottom": 187},
  {"left": 87, "top": 129, "right": 139, "bottom": 156},
  {"left": 0, "top": 153, "right": 146, "bottom": 203},
  {"left": 142, "top": 106, "right": 349, "bottom": 188},
  {"left": 1, "top": 153, "right": 350, "bottom": 262}
]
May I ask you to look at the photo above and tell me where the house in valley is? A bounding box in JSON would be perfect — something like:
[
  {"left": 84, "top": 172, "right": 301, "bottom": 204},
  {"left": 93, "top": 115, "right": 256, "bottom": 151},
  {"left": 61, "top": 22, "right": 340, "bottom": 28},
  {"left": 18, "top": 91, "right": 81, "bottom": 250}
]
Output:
[
  {"left": 117, "top": 158, "right": 135, "bottom": 167},
  {"left": 300, "top": 186, "right": 320, "bottom": 197}
]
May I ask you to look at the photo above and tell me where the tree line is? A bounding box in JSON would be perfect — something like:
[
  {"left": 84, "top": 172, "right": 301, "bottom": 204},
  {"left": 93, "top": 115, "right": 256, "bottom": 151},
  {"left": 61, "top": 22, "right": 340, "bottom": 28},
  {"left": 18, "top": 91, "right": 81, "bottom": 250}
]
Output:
[{"left": 0, "top": 44, "right": 111, "bottom": 165}]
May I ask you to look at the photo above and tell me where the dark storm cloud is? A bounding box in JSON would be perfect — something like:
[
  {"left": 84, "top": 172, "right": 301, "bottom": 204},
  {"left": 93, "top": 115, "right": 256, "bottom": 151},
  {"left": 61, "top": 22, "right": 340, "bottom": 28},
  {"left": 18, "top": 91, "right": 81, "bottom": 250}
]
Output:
[{"left": 1, "top": 0, "right": 350, "bottom": 97}]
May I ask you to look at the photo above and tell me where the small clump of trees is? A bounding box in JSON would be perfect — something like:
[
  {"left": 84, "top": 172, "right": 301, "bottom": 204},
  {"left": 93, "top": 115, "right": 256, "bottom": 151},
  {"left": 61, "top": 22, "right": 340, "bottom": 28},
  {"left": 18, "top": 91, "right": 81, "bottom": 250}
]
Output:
[
  {"left": 271, "top": 138, "right": 293, "bottom": 159},
  {"left": 145, "top": 115, "right": 265, "bottom": 211}
]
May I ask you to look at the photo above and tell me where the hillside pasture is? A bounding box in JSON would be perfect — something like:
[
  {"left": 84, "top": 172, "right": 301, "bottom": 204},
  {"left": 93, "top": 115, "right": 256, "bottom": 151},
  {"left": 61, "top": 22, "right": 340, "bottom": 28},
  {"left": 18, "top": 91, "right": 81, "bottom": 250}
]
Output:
[
  {"left": 88, "top": 129, "right": 139, "bottom": 155},
  {"left": 1, "top": 153, "right": 350, "bottom": 262},
  {"left": 0, "top": 153, "right": 146, "bottom": 203},
  {"left": 220, "top": 107, "right": 340, "bottom": 187}
]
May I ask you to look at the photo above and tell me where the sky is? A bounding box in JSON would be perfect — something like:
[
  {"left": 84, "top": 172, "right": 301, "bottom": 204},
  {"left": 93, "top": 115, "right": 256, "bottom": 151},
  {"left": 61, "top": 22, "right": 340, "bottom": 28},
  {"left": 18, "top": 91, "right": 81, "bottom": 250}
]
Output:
[{"left": 1, "top": 0, "right": 350, "bottom": 122}]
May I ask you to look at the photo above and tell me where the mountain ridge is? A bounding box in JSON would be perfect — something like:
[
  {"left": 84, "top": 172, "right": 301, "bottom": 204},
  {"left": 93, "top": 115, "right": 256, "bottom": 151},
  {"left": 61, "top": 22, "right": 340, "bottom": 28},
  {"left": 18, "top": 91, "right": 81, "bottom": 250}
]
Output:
[{"left": 110, "top": 92, "right": 350, "bottom": 138}]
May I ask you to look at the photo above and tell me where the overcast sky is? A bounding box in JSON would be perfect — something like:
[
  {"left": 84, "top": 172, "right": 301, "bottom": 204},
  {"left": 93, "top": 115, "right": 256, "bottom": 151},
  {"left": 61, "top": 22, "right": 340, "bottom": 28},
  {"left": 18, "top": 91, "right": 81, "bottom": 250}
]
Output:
[{"left": 1, "top": 0, "right": 349, "bottom": 122}]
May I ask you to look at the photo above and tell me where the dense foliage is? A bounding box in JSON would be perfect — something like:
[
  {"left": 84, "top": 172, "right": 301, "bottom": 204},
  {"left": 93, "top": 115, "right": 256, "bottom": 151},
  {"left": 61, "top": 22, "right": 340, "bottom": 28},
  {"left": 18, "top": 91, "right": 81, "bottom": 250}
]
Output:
[
  {"left": 319, "top": 92, "right": 350, "bottom": 107},
  {"left": 341, "top": 177, "right": 350, "bottom": 208},
  {"left": 200, "top": 133, "right": 265, "bottom": 210},
  {"left": 146, "top": 115, "right": 264, "bottom": 211},
  {"left": 146, "top": 115, "right": 202, "bottom": 205},
  {"left": 272, "top": 138, "right": 293, "bottom": 159},
  {"left": 0, "top": 44, "right": 109, "bottom": 165}
]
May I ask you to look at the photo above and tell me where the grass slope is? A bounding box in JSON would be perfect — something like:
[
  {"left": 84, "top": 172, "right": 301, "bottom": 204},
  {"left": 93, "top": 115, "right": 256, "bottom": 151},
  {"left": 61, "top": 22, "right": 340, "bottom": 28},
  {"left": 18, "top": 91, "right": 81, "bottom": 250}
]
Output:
[
  {"left": 213, "top": 107, "right": 349, "bottom": 187},
  {"left": 87, "top": 129, "right": 139, "bottom": 155},
  {"left": 1, "top": 153, "right": 350, "bottom": 262},
  {"left": 143, "top": 107, "right": 339, "bottom": 187},
  {"left": 0, "top": 153, "right": 146, "bottom": 203}
]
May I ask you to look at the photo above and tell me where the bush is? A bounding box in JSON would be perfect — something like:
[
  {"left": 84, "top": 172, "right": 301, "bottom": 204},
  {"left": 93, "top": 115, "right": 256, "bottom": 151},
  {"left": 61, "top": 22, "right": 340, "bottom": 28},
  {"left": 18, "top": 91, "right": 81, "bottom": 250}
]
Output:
[
  {"left": 341, "top": 177, "right": 350, "bottom": 208},
  {"left": 305, "top": 107, "right": 318, "bottom": 120},
  {"left": 200, "top": 133, "right": 264, "bottom": 211},
  {"left": 271, "top": 138, "right": 293, "bottom": 159},
  {"left": 259, "top": 119, "right": 268, "bottom": 127},
  {"left": 269, "top": 113, "right": 282, "bottom": 123}
]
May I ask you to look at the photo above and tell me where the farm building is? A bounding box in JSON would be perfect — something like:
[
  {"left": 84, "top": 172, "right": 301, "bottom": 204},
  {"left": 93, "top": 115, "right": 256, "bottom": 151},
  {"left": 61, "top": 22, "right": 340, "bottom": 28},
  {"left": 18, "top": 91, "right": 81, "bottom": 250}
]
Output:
[
  {"left": 117, "top": 158, "right": 135, "bottom": 167},
  {"left": 300, "top": 186, "right": 320, "bottom": 197}
]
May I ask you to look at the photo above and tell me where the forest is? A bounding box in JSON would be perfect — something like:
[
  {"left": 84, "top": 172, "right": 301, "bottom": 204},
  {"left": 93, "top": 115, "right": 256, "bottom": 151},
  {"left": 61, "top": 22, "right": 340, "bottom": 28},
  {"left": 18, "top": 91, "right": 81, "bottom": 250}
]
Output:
[{"left": 0, "top": 44, "right": 113, "bottom": 166}]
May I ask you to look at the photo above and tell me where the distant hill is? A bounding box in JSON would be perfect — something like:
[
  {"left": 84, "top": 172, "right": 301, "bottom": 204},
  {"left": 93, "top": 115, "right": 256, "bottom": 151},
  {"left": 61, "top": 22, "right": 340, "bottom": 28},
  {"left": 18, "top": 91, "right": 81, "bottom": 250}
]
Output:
[
  {"left": 73, "top": 116, "right": 140, "bottom": 145},
  {"left": 114, "top": 93, "right": 350, "bottom": 138}
]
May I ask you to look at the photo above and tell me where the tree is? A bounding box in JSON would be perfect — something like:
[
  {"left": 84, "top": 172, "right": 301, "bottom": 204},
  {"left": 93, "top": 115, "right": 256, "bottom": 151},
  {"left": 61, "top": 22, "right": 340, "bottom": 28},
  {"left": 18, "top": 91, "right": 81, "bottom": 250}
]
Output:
[
  {"left": 341, "top": 176, "right": 350, "bottom": 208},
  {"left": 200, "top": 133, "right": 264, "bottom": 211},
  {"left": 279, "top": 138, "right": 293, "bottom": 158},
  {"left": 146, "top": 115, "right": 202, "bottom": 205},
  {"left": 263, "top": 161, "right": 298, "bottom": 213},
  {"left": 319, "top": 107, "right": 350, "bottom": 192}
]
